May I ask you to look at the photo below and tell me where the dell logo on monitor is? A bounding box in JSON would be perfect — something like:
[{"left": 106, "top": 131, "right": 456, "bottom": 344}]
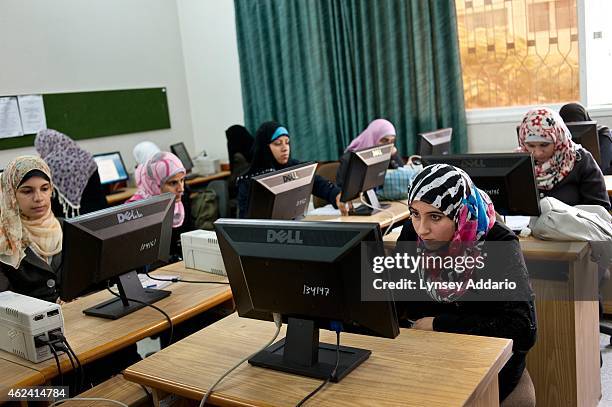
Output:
[
  {"left": 267, "top": 230, "right": 304, "bottom": 244},
  {"left": 460, "top": 159, "right": 485, "bottom": 168},
  {"left": 283, "top": 172, "right": 299, "bottom": 183},
  {"left": 117, "top": 209, "right": 144, "bottom": 224}
]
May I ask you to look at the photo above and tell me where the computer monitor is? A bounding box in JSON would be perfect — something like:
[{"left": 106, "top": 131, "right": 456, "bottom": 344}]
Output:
[
  {"left": 421, "top": 153, "right": 541, "bottom": 216},
  {"left": 247, "top": 162, "right": 317, "bottom": 220},
  {"left": 93, "top": 152, "right": 129, "bottom": 185},
  {"left": 170, "top": 142, "right": 194, "bottom": 173},
  {"left": 565, "top": 121, "right": 601, "bottom": 164},
  {"left": 419, "top": 128, "right": 452, "bottom": 156},
  {"left": 340, "top": 143, "right": 394, "bottom": 215},
  {"left": 214, "top": 218, "right": 399, "bottom": 382},
  {"left": 61, "top": 193, "right": 175, "bottom": 319}
]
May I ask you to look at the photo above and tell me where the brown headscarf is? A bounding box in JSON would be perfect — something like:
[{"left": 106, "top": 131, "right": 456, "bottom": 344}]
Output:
[{"left": 0, "top": 156, "right": 62, "bottom": 268}]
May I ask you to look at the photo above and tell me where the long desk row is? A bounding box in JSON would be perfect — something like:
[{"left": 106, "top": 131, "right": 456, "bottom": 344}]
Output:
[
  {"left": 106, "top": 170, "right": 231, "bottom": 205},
  {"left": 0, "top": 265, "right": 232, "bottom": 400},
  {"left": 1, "top": 205, "right": 601, "bottom": 406}
]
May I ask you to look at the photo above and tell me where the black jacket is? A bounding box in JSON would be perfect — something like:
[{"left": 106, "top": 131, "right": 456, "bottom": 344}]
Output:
[
  {"left": 0, "top": 248, "right": 62, "bottom": 303},
  {"left": 237, "top": 158, "right": 341, "bottom": 218},
  {"left": 335, "top": 152, "right": 404, "bottom": 189},
  {"left": 540, "top": 149, "right": 610, "bottom": 209},
  {"left": 597, "top": 126, "right": 612, "bottom": 175},
  {"left": 396, "top": 220, "right": 537, "bottom": 401}
]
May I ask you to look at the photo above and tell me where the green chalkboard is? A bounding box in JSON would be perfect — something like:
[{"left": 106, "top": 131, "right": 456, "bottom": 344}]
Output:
[{"left": 0, "top": 87, "right": 170, "bottom": 150}]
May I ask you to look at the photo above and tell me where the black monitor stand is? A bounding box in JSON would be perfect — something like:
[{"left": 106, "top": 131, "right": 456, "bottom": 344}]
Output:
[
  {"left": 83, "top": 271, "right": 170, "bottom": 320},
  {"left": 249, "top": 317, "right": 371, "bottom": 382},
  {"left": 349, "top": 189, "right": 391, "bottom": 216}
]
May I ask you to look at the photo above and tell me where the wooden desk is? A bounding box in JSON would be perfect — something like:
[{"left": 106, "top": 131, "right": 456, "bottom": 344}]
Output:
[
  {"left": 105, "top": 170, "right": 231, "bottom": 205},
  {"left": 106, "top": 187, "right": 137, "bottom": 205},
  {"left": 304, "top": 201, "right": 409, "bottom": 229},
  {"left": 605, "top": 175, "right": 612, "bottom": 196},
  {"left": 124, "top": 313, "right": 512, "bottom": 407},
  {"left": 185, "top": 170, "right": 230, "bottom": 187},
  {"left": 0, "top": 265, "right": 232, "bottom": 384},
  {"left": 383, "top": 232, "right": 600, "bottom": 407},
  {"left": 0, "top": 359, "right": 46, "bottom": 401}
]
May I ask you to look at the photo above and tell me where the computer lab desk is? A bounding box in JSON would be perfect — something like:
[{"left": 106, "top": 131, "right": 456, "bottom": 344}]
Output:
[
  {"left": 383, "top": 233, "right": 601, "bottom": 407},
  {"left": 123, "top": 313, "right": 512, "bottom": 407},
  {"left": 303, "top": 200, "right": 410, "bottom": 230},
  {"left": 106, "top": 170, "right": 231, "bottom": 205},
  {"left": 0, "top": 264, "right": 232, "bottom": 396}
]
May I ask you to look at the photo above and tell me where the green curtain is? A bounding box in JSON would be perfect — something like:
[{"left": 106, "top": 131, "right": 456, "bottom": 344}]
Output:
[{"left": 234, "top": 0, "right": 467, "bottom": 161}]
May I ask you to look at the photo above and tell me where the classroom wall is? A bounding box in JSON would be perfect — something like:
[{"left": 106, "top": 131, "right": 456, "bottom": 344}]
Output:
[
  {"left": 0, "top": 0, "right": 194, "bottom": 176},
  {"left": 176, "top": 0, "right": 244, "bottom": 162}
]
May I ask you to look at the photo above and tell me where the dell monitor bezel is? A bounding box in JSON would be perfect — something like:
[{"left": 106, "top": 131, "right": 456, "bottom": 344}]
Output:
[
  {"left": 419, "top": 128, "right": 453, "bottom": 156},
  {"left": 61, "top": 193, "right": 175, "bottom": 319},
  {"left": 93, "top": 151, "right": 130, "bottom": 185},
  {"left": 214, "top": 218, "right": 399, "bottom": 382},
  {"left": 247, "top": 162, "right": 318, "bottom": 220},
  {"left": 170, "top": 142, "right": 194, "bottom": 173},
  {"left": 340, "top": 143, "right": 394, "bottom": 214},
  {"left": 565, "top": 121, "right": 601, "bottom": 165},
  {"left": 421, "top": 153, "right": 541, "bottom": 216}
]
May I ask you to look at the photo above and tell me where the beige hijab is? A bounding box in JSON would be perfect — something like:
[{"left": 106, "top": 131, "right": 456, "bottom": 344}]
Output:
[{"left": 0, "top": 155, "right": 62, "bottom": 268}]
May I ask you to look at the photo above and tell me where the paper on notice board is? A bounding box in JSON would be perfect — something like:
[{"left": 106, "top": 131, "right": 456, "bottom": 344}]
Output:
[
  {"left": 0, "top": 97, "right": 24, "bottom": 139},
  {"left": 17, "top": 95, "right": 47, "bottom": 135}
]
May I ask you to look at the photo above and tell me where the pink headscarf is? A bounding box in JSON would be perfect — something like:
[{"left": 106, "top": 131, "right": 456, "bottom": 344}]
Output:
[
  {"left": 345, "top": 119, "right": 396, "bottom": 152},
  {"left": 127, "top": 152, "right": 186, "bottom": 228}
]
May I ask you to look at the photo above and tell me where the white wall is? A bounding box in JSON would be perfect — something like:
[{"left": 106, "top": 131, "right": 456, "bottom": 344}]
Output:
[
  {"left": 0, "top": 0, "right": 194, "bottom": 174},
  {"left": 467, "top": 107, "right": 612, "bottom": 153},
  {"left": 176, "top": 0, "right": 245, "bottom": 162}
]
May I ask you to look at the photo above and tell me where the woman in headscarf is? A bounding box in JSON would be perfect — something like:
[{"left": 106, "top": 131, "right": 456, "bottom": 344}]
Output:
[
  {"left": 517, "top": 107, "right": 609, "bottom": 209},
  {"left": 559, "top": 102, "right": 612, "bottom": 175},
  {"left": 336, "top": 119, "right": 404, "bottom": 189},
  {"left": 35, "top": 129, "right": 107, "bottom": 218},
  {"left": 133, "top": 141, "right": 162, "bottom": 166},
  {"left": 236, "top": 121, "right": 347, "bottom": 218},
  {"left": 127, "top": 152, "right": 189, "bottom": 260},
  {"left": 226, "top": 125, "right": 254, "bottom": 199},
  {"left": 0, "top": 156, "right": 63, "bottom": 302},
  {"left": 396, "top": 163, "right": 537, "bottom": 402}
]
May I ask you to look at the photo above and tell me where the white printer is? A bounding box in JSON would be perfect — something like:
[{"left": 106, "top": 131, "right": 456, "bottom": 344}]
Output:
[
  {"left": 0, "top": 291, "right": 64, "bottom": 363},
  {"left": 181, "top": 230, "right": 226, "bottom": 276}
]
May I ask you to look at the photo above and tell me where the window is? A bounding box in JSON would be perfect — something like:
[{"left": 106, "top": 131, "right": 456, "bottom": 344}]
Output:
[{"left": 456, "top": 0, "right": 579, "bottom": 109}]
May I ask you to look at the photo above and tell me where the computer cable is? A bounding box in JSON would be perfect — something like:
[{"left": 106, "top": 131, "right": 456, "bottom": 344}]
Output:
[
  {"left": 53, "top": 342, "right": 77, "bottom": 394},
  {"left": 295, "top": 322, "right": 342, "bottom": 406},
  {"left": 52, "top": 335, "right": 84, "bottom": 394},
  {"left": 359, "top": 194, "right": 398, "bottom": 237},
  {"left": 106, "top": 284, "right": 174, "bottom": 347},
  {"left": 144, "top": 273, "right": 230, "bottom": 285},
  {"left": 49, "top": 398, "right": 128, "bottom": 407},
  {"left": 47, "top": 342, "right": 64, "bottom": 387},
  {"left": 198, "top": 313, "right": 283, "bottom": 407}
]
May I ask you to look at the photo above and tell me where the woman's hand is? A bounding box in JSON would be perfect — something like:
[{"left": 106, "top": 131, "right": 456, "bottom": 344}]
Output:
[
  {"left": 412, "top": 317, "right": 434, "bottom": 331},
  {"left": 336, "top": 194, "right": 352, "bottom": 216}
]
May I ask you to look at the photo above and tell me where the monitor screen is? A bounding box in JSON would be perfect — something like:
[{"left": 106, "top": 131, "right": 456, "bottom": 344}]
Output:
[
  {"left": 565, "top": 121, "right": 601, "bottom": 164},
  {"left": 214, "top": 218, "right": 399, "bottom": 381},
  {"left": 419, "top": 128, "right": 452, "bottom": 156},
  {"left": 170, "top": 142, "right": 194, "bottom": 172},
  {"left": 340, "top": 143, "right": 393, "bottom": 203},
  {"left": 61, "top": 193, "right": 175, "bottom": 319},
  {"left": 421, "top": 153, "right": 541, "bottom": 216},
  {"left": 93, "top": 152, "right": 129, "bottom": 185},
  {"left": 248, "top": 162, "right": 317, "bottom": 220}
]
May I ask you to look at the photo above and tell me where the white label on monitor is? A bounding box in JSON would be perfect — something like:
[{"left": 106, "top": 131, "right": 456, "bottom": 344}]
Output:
[{"left": 96, "top": 158, "right": 120, "bottom": 184}]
